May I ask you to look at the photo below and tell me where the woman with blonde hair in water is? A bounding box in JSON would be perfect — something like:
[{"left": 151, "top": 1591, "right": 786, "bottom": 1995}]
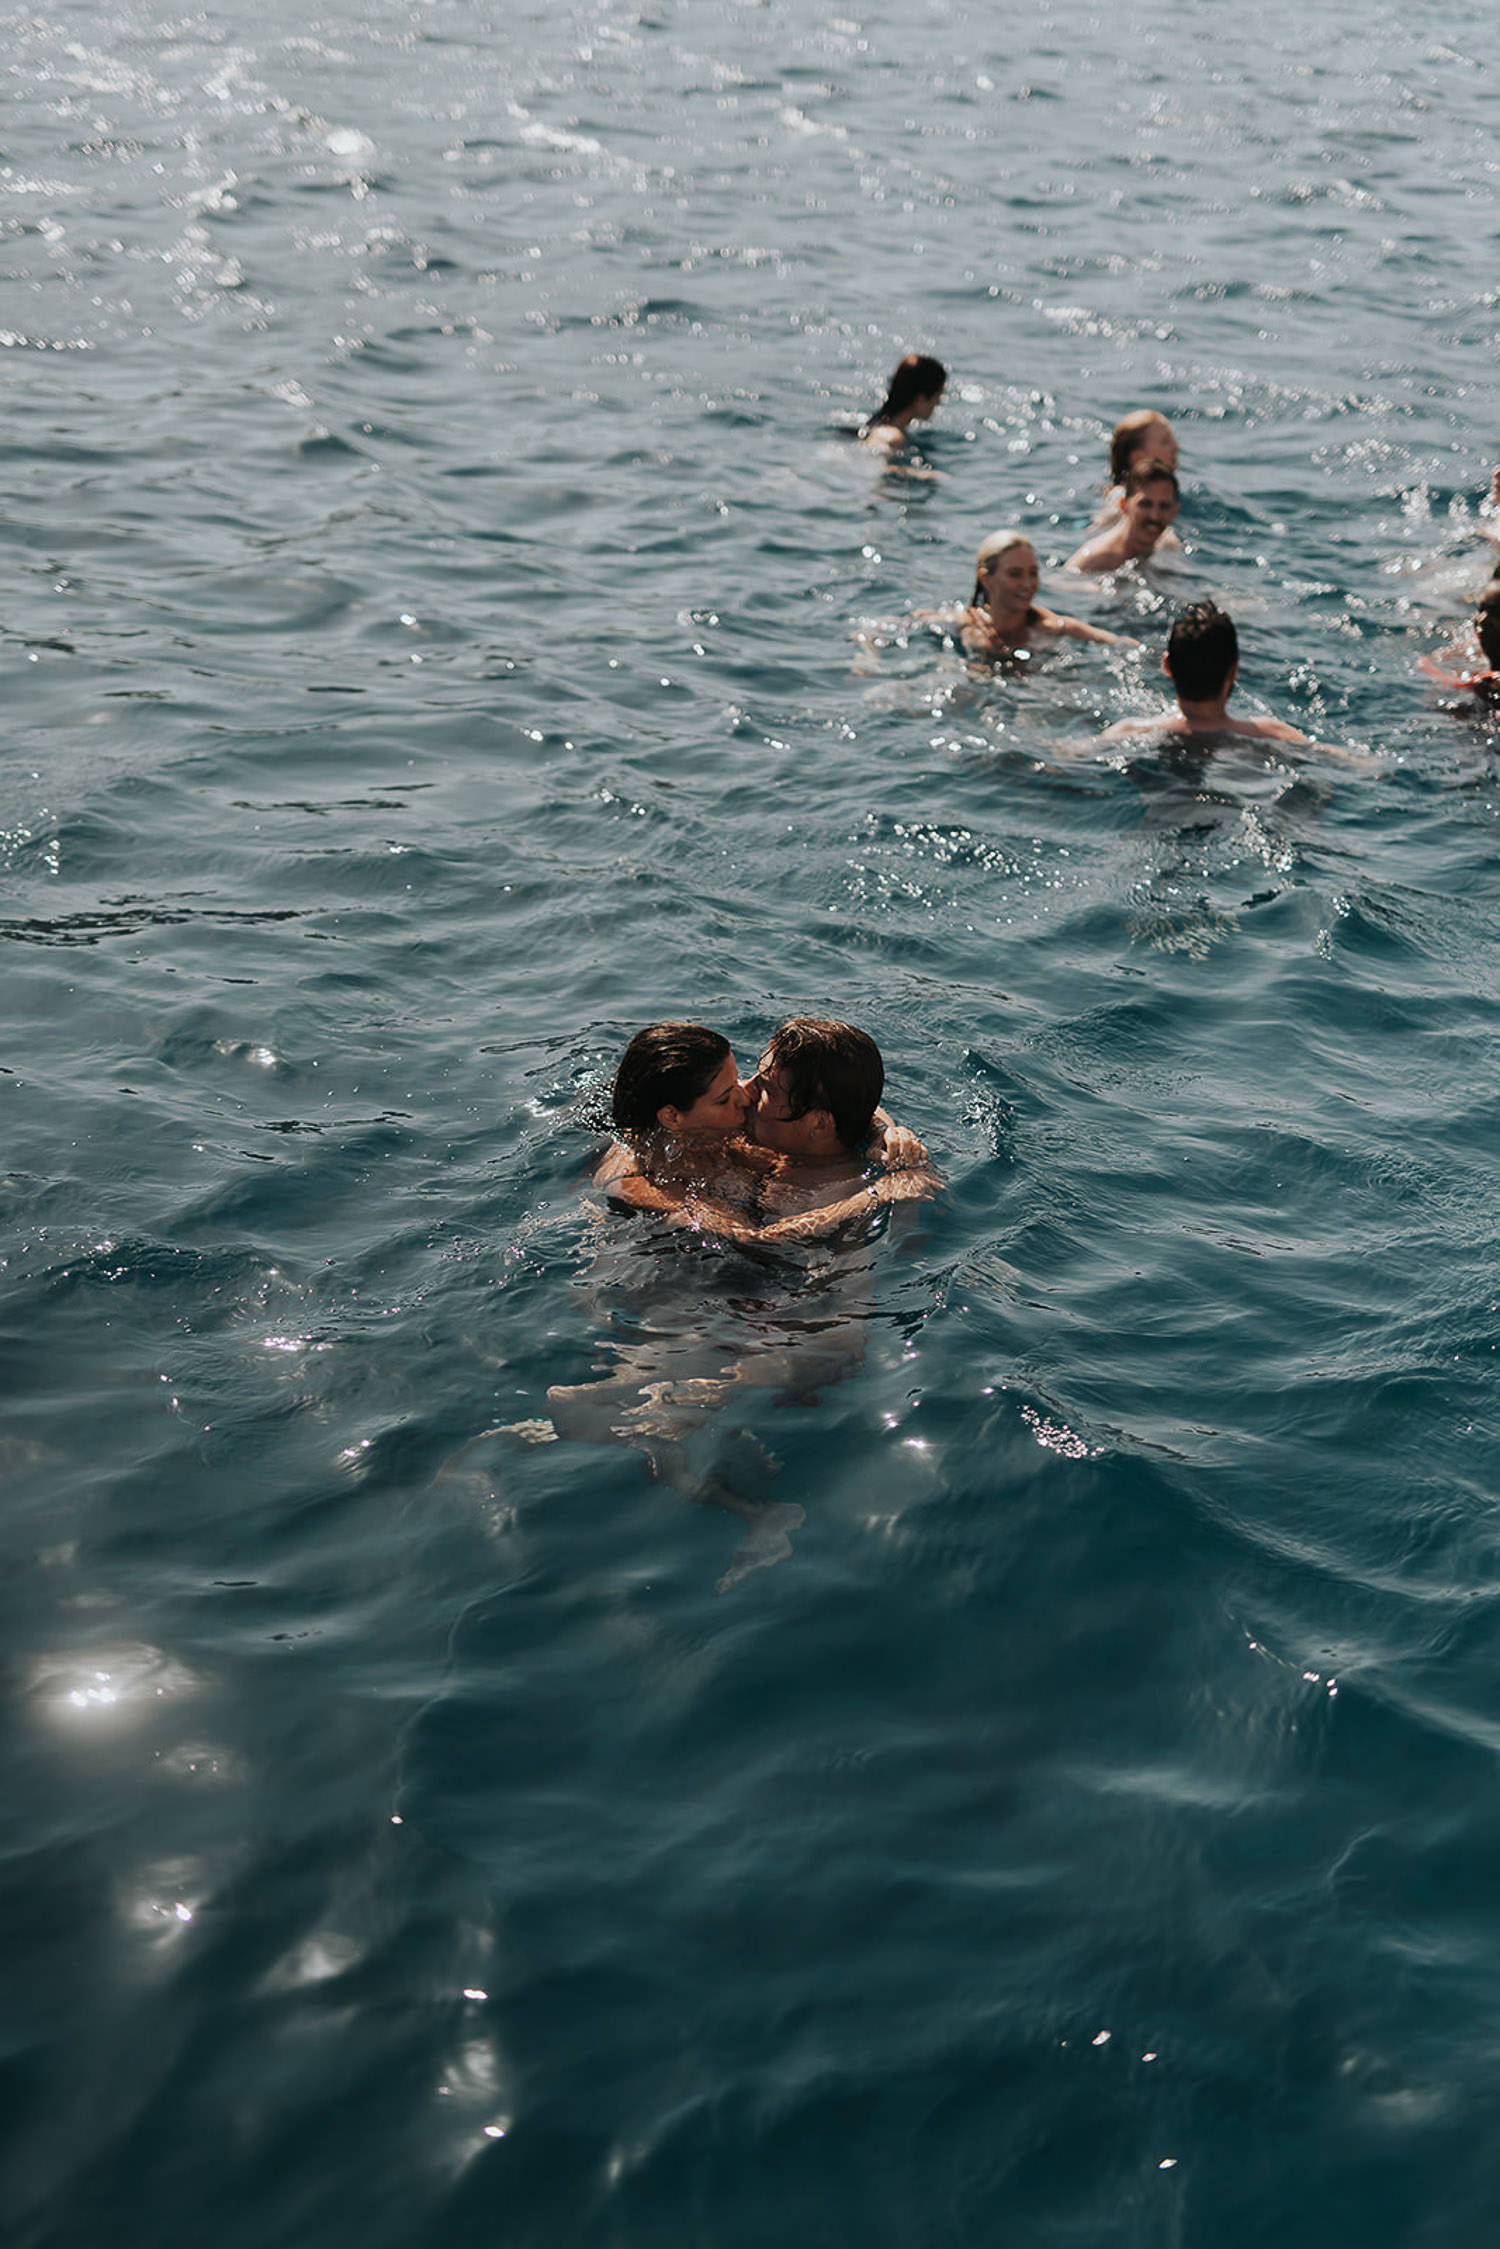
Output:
[{"left": 955, "top": 530, "right": 1126, "bottom": 657}]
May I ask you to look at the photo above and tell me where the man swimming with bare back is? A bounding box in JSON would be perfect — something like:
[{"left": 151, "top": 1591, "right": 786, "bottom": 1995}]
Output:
[{"left": 1099, "top": 602, "right": 1309, "bottom": 745}]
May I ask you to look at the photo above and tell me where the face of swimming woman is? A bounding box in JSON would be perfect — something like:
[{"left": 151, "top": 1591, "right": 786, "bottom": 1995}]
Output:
[
  {"left": 1125, "top": 417, "right": 1178, "bottom": 476},
  {"left": 908, "top": 384, "right": 945, "bottom": 422},
  {"left": 657, "top": 1053, "right": 750, "bottom": 1135},
  {"left": 1120, "top": 475, "right": 1180, "bottom": 552},
  {"left": 979, "top": 541, "right": 1040, "bottom": 615}
]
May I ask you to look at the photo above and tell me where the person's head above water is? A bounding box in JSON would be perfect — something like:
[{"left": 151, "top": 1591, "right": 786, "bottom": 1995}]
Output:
[
  {"left": 612, "top": 1022, "right": 745, "bottom": 1135},
  {"left": 1166, "top": 601, "right": 1239, "bottom": 704},
  {"left": 1109, "top": 410, "right": 1179, "bottom": 484},
  {"left": 749, "top": 1018, "right": 884, "bottom": 1159},
  {"left": 972, "top": 529, "right": 1038, "bottom": 608},
  {"left": 1117, "top": 459, "right": 1181, "bottom": 553},
  {"left": 870, "top": 353, "right": 947, "bottom": 427},
  {"left": 1123, "top": 457, "right": 1179, "bottom": 503},
  {"left": 1476, "top": 582, "right": 1500, "bottom": 669}
]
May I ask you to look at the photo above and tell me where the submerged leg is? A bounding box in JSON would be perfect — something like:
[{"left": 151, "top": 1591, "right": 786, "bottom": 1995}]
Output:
[
  {"left": 543, "top": 1366, "right": 805, "bottom": 1587},
  {"left": 716, "top": 1502, "right": 807, "bottom": 1594}
]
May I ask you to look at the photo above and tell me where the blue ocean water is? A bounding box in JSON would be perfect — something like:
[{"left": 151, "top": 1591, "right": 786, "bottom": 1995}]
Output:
[{"left": 4, "top": 0, "right": 1500, "bottom": 2240}]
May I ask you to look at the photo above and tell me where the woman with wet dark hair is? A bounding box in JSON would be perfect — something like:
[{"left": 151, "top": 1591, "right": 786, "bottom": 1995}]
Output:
[
  {"left": 594, "top": 1019, "right": 776, "bottom": 1233},
  {"left": 610, "top": 1022, "right": 745, "bottom": 1137},
  {"left": 596, "top": 1021, "right": 762, "bottom": 1219},
  {"left": 860, "top": 352, "right": 947, "bottom": 453}
]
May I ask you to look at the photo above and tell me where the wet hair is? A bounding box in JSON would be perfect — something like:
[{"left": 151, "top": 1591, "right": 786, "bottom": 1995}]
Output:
[
  {"left": 868, "top": 353, "right": 947, "bottom": 428},
  {"left": 1476, "top": 583, "right": 1500, "bottom": 668},
  {"left": 1166, "top": 602, "right": 1238, "bottom": 702},
  {"left": 612, "top": 1022, "right": 732, "bottom": 1133},
  {"left": 763, "top": 1017, "right": 884, "bottom": 1151},
  {"left": 1123, "top": 457, "right": 1179, "bottom": 502},
  {"left": 1109, "top": 411, "right": 1175, "bottom": 485},
  {"left": 972, "top": 529, "right": 1035, "bottom": 606}
]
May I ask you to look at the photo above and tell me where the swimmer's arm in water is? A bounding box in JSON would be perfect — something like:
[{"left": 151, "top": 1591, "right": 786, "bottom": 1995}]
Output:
[
  {"left": 866, "top": 1110, "right": 931, "bottom": 1171},
  {"left": 595, "top": 1142, "right": 701, "bottom": 1217},
  {"left": 912, "top": 605, "right": 965, "bottom": 635},
  {"left": 604, "top": 1181, "right": 767, "bottom": 1242},
  {"left": 604, "top": 1170, "right": 693, "bottom": 1217},
  {"left": 1040, "top": 608, "right": 1133, "bottom": 648},
  {"left": 753, "top": 1163, "right": 941, "bottom": 1244},
  {"left": 1222, "top": 717, "right": 1380, "bottom": 766},
  {"left": 665, "top": 1157, "right": 941, "bottom": 1249},
  {"left": 594, "top": 1140, "right": 636, "bottom": 1186},
  {"left": 594, "top": 1132, "right": 774, "bottom": 1197}
]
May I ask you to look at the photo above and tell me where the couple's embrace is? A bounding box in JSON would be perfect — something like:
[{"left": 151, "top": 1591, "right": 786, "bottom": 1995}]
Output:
[
  {"left": 539, "top": 1015, "right": 938, "bottom": 1588},
  {"left": 595, "top": 1014, "right": 938, "bottom": 1249}
]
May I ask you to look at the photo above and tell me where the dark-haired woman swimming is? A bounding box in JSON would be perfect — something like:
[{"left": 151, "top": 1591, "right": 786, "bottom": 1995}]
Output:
[{"left": 860, "top": 352, "right": 947, "bottom": 455}]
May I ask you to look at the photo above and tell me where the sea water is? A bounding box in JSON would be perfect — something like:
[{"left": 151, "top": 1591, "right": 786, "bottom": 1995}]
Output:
[{"left": 4, "top": 0, "right": 1500, "bottom": 2241}]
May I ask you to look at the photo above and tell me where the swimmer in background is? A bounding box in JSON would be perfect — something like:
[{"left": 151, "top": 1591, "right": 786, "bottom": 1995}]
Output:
[
  {"left": 1065, "top": 459, "right": 1181, "bottom": 575},
  {"left": 1091, "top": 411, "right": 1182, "bottom": 538},
  {"left": 948, "top": 530, "right": 1131, "bottom": 659},
  {"left": 1421, "top": 575, "right": 1500, "bottom": 695},
  {"left": 1483, "top": 464, "right": 1500, "bottom": 545},
  {"left": 859, "top": 352, "right": 947, "bottom": 456},
  {"left": 1099, "top": 601, "right": 1311, "bottom": 745}
]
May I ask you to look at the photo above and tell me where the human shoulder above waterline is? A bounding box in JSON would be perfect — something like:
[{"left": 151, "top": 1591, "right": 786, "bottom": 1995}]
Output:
[
  {"left": 858, "top": 352, "right": 947, "bottom": 455},
  {"left": 1065, "top": 461, "right": 1181, "bottom": 575}
]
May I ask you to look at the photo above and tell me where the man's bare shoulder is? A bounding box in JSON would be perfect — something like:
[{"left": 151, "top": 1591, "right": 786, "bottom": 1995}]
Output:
[
  {"left": 1098, "top": 710, "right": 1184, "bottom": 741},
  {"left": 1062, "top": 535, "right": 1118, "bottom": 576},
  {"left": 1228, "top": 715, "right": 1309, "bottom": 744}
]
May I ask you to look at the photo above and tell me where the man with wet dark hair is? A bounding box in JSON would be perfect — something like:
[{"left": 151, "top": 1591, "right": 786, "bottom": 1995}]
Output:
[
  {"left": 747, "top": 1017, "right": 885, "bottom": 1162},
  {"left": 1064, "top": 458, "right": 1180, "bottom": 574},
  {"left": 1100, "top": 600, "right": 1309, "bottom": 744},
  {"left": 1163, "top": 600, "right": 1240, "bottom": 703}
]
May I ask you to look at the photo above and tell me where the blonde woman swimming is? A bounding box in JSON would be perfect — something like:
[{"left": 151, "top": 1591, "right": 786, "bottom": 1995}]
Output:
[{"left": 956, "top": 531, "right": 1126, "bottom": 656}]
